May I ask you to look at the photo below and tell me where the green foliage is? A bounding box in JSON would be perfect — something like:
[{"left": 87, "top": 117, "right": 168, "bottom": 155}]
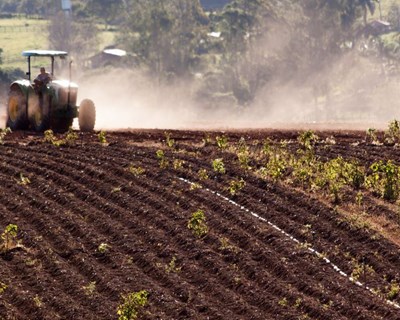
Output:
[
  {"left": 387, "top": 281, "right": 400, "bottom": 301},
  {"left": 298, "top": 130, "right": 319, "bottom": 151},
  {"left": 117, "top": 290, "right": 148, "bottom": 320},
  {"left": 173, "top": 159, "right": 184, "bottom": 170},
  {"left": 165, "top": 256, "right": 181, "bottom": 273},
  {"left": 212, "top": 158, "right": 226, "bottom": 174},
  {"left": 97, "top": 242, "right": 110, "bottom": 254},
  {"left": 355, "top": 191, "right": 363, "bottom": 207},
  {"left": 83, "top": 281, "right": 96, "bottom": 296},
  {"left": 198, "top": 168, "right": 209, "bottom": 180},
  {"left": 236, "top": 138, "right": 251, "bottom": 169},
  {"left": 1, "top": 224, "right": 18, "bottom": 252},
  {"left": 0, "top": 127, "right": 11, "bottom": 144},
  {"left": 98, "top": 131, "right": 107, "bottom": 144},
  {"left": 202, "top": 134, "right": 212, "bottom": 146},
  {"left": 18, "top": 173, "right": 31, "bottom": 185},
  {"left": 44, "top": 128, "right": 77, "bottom": 147},
  {"left": 0, "top": 281, "right": 7, "bottom": 294},
  {"left": 156, "top": 150, "right": 169, "bottom": 169},
  {"left": 367, "top": 160, "right": 400, "bottom": 201},
  {"left": 384, "top": 120, "right": 400, "bottom": 144},
  {"left": 216, "top": 135, "right": 228, "bottom": 149},
  {"left": 228, "top": 178, "right": 245, "bottom": 196},
  {"left": 366, "top": 128, "right": 379, "bottom": 145},
  {"left": 129, "top": 165, "right": 145, "bottom": 176},
  {"left": 188, "top": 209, "right": 208, "bottom": 237},
  {"left": 264, "top": 150, "right": 288, "bottom": 181},
  {"left": 164, "top": 132, "right": 175, "bottom": 148}
]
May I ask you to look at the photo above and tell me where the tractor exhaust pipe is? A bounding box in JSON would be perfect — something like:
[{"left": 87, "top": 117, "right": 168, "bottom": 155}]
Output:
[{"left": 68, "top": 60, "right": 72, "bottom": 107}]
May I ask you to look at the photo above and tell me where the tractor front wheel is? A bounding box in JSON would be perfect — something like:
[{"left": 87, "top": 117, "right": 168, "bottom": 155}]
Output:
[
  {"left": 6, "top": 89, "right": 28, "bottom": 130},
  {"left": 78, "top": 99, "right": 96, "bottom": 132}
]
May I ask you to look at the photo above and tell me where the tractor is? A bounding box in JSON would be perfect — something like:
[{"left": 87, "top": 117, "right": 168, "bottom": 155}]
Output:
[{"left": 6, "top": 50, "right": 95, "bottom": 132}]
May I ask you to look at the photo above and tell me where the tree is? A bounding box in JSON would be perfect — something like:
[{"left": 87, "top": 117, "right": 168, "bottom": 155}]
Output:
[
  {"left": 118, "top": 0, "right": 208, "bottom": 81},
  {"left": 86, "top": 0, "right": 124, "bottom": 27},
  {"left": 359, "top": 0, "right": 377, "bottom": 25},
  {"left": 48, "top": 12, "right": 99, "bottom": 67}
]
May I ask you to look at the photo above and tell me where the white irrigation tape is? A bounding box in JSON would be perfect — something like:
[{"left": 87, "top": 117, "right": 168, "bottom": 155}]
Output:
[{"left": 178, "top": 177, "right": 400, "bottom": 310}]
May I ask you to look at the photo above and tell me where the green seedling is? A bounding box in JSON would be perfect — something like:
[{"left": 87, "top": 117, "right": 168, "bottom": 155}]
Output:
[
  {"left": 188, "top": 209, "right": 208, "bottom": 237},
  {"left": 0, "top": 127, "right": 11, "bottom": 144},
  {"left": 97, "top": 243, "right": 110, "bottom": 254},
  {"left": 98, "top": 130, "right": 107, "bottom": 144},
  {"left": 212, "top": 158, "right": 226, "bottom": 174},
  {"left": 1, "top": 224, "right": 19, "bottom": 252},
  {"left": 117, "top": 290, "right": 148, "bottom": 320}
]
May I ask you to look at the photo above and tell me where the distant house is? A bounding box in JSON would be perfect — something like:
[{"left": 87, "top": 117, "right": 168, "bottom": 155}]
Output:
[
  {"left": 89, "top": 46, "right": 136, "bottom": 69},
  {"left": 200, "top": 0, "right": 231, "bottom": 10}
]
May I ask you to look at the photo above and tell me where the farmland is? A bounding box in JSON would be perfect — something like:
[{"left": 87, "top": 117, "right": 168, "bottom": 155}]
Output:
[{"left": 1, "top": 128, "right": 400, "bottom": 319}]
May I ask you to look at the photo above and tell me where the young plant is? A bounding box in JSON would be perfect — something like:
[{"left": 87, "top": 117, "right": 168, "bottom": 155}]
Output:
[
  {"left": 298, "top": 130, "right": 319, "bottom": 151},
  {"left": 1, "top": 224, "right": 18, "bottom": 252},
  {"left": 355, "top": 191, "right": 363, "bottom": 207},
  {"left": 387, "top": 281, "right": 400, "bottom": 301},
  {"left": 117, "top": 290, "right": 148, "bottom": 320},
  {"left": 173, "top": 159, "right": 184, "bottom": 170},
  {"left": 98, "top": 130, "right": 107, "bottom": 144},
  {"left": 0, "top": 127, "right": 11, "bottom": 144},
  {"left": 216, "top": 135, "right": 228, "bottom": 149},
  {"left": 83, "top": 281, "right": 96, "bottom": 296},
  {"left": 33, "top": 294, "right": 42, "bottom": 308},
  {"left": 188, "top": 209, "right": 208, "bottom": 237},
  {"left": 366, "top": 128, "right": 380, "bottom": 145},
  {"left": 198, "top": 168, "right": 209, "bottom": 180},
  {"left": 129, "top": 165, "right": 145, "bottom": 176},
  {"left": 164, "top": 131, "right": 175, "bottom": 148},
  {"left": 18, "top": 173, "right": 31, "bottom": 185},
  {"left": 202, "top": 134, "right": 212, "bottom": 146},
  {"left": 367, "top": 160, "right": 400, "bottom": 201},
  {"left": 0, "top": 282, "right": 7, "bottom": 294},
  {"left": 189, "top": 182, "right": 202, "bottom": 190},
  {"left": 165, "top": 256, "right": 181, "bottom": 273},
  {"left": 237, "top": 149, "right": 251, "bottom": 170},
  {"left": 156, "top": 150, "right": 169, "bottom": 169},
  {"left": 384, "top": 119, "right": 400, "bottom": 145},
  {"left": 228, "top": 178, "right": 246, "bottom": 196},
  {"left": 97, "top": 243, "right": 111, "bottom": 254},
  {"left": 212, "top": 158, "right": 226, "bottom": 174},
  {"left": 219, "top": 237, "right": 239, "bottom": 253}
]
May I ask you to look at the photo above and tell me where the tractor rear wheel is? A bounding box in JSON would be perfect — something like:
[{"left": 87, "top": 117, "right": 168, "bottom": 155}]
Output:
[
  {"left": 29, "top": 94, "right": 50, "bottom": 132},
  {"left": 6, "top": 89, "right": 28, "bottom": 130},
  {"left": 78, "top": 99, "right": 96, "bottom": 132}
]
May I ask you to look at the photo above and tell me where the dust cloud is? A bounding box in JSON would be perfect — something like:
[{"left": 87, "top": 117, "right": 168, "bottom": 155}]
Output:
[
  {"left": 76, "top": 69, "right": 245, "bottom": 130},
  {"left": 77, "top": 24, "right": 400, "bottom": 131},
  {"left": 75, "top": 61, "right": 400, "bottom": 131}
]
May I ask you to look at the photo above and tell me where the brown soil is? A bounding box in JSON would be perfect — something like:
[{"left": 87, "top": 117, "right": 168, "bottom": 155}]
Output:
[{"left": 1, "top": 129, "right": 400, "bottom": 320}]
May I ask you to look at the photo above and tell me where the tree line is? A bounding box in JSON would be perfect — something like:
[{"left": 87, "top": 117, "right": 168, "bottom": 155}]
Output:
[{"left": 2, "top": 0, "right": 400, "bottom": 110}]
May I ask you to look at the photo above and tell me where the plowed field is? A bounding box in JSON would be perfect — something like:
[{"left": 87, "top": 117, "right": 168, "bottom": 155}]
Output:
[{"left": 1, "top": 129, "right": 400, "bottom": 320}]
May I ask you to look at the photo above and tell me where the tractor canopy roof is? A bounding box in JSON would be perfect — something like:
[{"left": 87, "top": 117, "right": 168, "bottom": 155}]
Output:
[{"left": 22, "top": 50, "right": 68, "bottom": 57}]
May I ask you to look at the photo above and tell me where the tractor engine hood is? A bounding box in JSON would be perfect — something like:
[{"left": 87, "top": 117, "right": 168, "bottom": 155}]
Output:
[{"left": 51, "top": 80, "right": 78, "bottom": 89}]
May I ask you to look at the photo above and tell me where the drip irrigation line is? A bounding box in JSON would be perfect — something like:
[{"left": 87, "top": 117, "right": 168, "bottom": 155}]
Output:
[{"left": 178, "top": 177, "right": 400, "bottom": 310}]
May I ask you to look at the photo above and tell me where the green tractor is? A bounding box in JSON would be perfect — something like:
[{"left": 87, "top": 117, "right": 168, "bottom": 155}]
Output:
[{"left": 6, "top": 50, "right": 95, "bottom": 132}]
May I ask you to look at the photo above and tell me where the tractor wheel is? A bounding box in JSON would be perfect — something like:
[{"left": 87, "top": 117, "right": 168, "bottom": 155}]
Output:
[
  {"left": 29, "top": 94, "right": 50, "bottom": 132},
  {"left": 78, "top": 99, "right": 96, "bottom": 132},
  {"left": 6, "top": 89, "right": 28, "bottom": 130}
]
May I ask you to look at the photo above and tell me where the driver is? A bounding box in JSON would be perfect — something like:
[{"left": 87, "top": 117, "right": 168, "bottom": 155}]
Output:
[{"left": 34, "top": 67, "right": 51, "bottom": 87}]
